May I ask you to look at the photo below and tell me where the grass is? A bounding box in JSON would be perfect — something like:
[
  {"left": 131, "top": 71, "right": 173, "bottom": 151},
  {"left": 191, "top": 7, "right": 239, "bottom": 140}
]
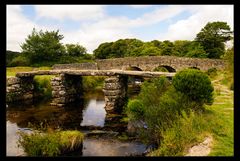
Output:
[
  {"left": 17, "top": 130, "right": 84, "bottom": 156},
  {"left": 145, "top": 71, "right": 233, "bottom": 156},
  {"left": 6, "top": 66, "right": 52, "bottom": 77},
  {"left": 206, "top": 72, "right": 234, "bottom": 156}
]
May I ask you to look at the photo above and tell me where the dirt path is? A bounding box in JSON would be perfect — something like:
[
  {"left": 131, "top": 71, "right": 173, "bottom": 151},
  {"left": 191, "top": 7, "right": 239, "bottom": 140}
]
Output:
[{"left": 185, "top": 136, "right": 213, "bottom": 156}]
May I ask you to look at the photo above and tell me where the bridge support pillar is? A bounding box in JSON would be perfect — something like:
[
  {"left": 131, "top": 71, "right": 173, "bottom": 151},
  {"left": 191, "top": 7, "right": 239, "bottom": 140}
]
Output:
[
  {"left": 50, "top": 74, "right": 82, "bottom": 107},
  {"left": 103, "top": 75, "right": 128, "bottom": 113},
  {"left": 6, "top": 76, "right": 34, "bottom": 103}
]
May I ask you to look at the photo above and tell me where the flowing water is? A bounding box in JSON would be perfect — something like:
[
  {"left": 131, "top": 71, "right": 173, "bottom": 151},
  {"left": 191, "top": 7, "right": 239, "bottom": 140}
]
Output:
[{"left": 6, "top": 90, "right": 146, "bottom": 156}]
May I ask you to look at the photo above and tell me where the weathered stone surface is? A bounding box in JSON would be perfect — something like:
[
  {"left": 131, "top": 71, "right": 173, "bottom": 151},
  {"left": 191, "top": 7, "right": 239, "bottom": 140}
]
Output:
[
  {"left": 7, "top": 77, "right": 20, "bottom": 86},
  {"left": 95, "top": 56, "right": 226, "bottom": 71},
  {"left": 50, "top": 75, "right": 83, "bottom": 106},
  {"left": 103, "top": 75, "right": 128, "bottom": 113},
  {"left": 6, "top": 76, "right": 34, "bottom": 102}
]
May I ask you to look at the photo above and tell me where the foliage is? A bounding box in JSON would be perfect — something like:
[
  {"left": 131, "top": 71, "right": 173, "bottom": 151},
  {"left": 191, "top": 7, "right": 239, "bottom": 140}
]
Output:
[
  {"left": 20, "top": 28, "right": 66, "bottom": 64},
  {"left": 148, "top": 111, "right": 209, "bottom": 156},
  {"left": 137, "top": 76, "right": 171, "bottom": 107},
  {"left": 8, "top": 55, "right": 30, "bottom": 67},
  {"left": 222, "top": 47, "right": 234, "bottom": 90},
  {"left": 6, "top": 50, "right": 21, "bottom": 66},
  {"left": 172, "top": 69, "right": 214, "bottom": 106},
  {"left": 17, "top": 130, "right": 84, "bottom": 156},
  {"left": 82, "top": 76, "right": 105, "bottom": 91},
  {"left": 127, "top": 99, "right": 145, "bottom": 120},
  {"left": 185, "top": 41, "right": 208, "bottom": 58},
  {"left": 195, "top": 21, "right": 233, "bottom": 58},
  {"left": 206, "top": 68, "right": 218, "bottom": 78},
  {"left": 65, "top": 43, "right": 87, "bottom": 56},
  {"left": 33, "top": 76, "right": 53, "bottom": 100}
]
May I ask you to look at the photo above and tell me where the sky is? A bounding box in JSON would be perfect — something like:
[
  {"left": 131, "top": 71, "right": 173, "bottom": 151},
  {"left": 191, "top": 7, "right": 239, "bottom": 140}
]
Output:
[{"left": 6, "top": 5, "right": 234, "bottom": 53}]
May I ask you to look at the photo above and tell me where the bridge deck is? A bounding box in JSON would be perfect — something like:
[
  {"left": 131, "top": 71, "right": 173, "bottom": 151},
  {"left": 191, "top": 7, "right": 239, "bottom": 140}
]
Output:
[{"left": 15, "top": 70, "right": 175, "bottom": 78}]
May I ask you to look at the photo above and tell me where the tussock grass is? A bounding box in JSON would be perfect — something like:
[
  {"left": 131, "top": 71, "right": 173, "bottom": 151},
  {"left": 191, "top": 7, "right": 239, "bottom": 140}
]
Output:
[{"left": 17, "top": 130, "right": 84, "bottom": 156}]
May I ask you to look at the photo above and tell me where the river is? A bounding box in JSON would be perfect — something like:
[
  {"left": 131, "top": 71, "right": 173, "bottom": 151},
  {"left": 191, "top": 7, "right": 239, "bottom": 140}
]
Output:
[{"left": 6, "top": 89, "right": 146, "bottom": 156}]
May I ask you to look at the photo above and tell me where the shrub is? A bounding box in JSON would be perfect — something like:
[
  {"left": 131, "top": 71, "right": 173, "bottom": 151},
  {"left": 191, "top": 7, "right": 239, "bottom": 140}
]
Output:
[
  {"left": 127, "top": 99, "right": 145, "bottom": 120},
  {"left": 172, "top": 69, "right": 214, "bottom": 106},
  {"left": 9, "top": 55, "right": 30, "bottom": 67},
  {"left": 17, "top": 130, "right": 84, "bottom": 156},
  {"left": 137, "top": 76, "right": 170, "bottom": 107},
  {"left": 206, "top": 68, "right": 217, "bottom": 78}
]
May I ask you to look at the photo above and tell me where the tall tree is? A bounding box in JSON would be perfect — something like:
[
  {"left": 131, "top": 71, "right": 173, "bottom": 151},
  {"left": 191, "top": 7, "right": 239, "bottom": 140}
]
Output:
[
  {"left": 195, "top": 21, "right": 233, "bottom": 58},
  {"left": 21, "top": 28, "right": 65, "bottom": 63}
]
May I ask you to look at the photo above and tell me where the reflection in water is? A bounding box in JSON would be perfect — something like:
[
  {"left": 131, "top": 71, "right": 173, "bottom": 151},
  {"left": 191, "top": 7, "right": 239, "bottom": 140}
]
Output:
[
  {"left": 80, "top": 99, "right": 106, "bottom": 127},
  {"left": 6, "top": 90, "right": 146, "bottom": 156},
  {"left": 6, "top": 121, "right": 25, "bottom": 156},
  {"left": 83, "top": 138, "right": 146, "bottom": 156}
]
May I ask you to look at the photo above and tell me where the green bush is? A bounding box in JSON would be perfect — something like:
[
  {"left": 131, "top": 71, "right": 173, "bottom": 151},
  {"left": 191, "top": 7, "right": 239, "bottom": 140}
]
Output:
[
  {"left": 127, "top": 99, "right": 145, "bottom": 120},
  {"left": 206, "top": 68, "right": 217, "bottom": 78},
  {"left": 9, "top": 55, "right": 30, "bottom": 67},
  {"left": 137, "top": 76, "right": 170, "bottom": 107},
  {"left": 172, "top": 69, "right": 214, "bottom": 106},
  {"left": 17, "top": 130, "right": 84, "bottom": 156}
]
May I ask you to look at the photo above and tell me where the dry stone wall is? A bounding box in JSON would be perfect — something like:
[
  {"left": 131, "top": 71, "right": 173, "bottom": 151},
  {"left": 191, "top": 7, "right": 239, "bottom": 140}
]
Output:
[
  {"left": 103, "top": 75, "right": 128, "bottom": 113},
  {"left": 6, "top": 76, "right": 34, "bottom": 103},
  {"left": 50, "top": 74, "right": 83, "bottom": 107}
]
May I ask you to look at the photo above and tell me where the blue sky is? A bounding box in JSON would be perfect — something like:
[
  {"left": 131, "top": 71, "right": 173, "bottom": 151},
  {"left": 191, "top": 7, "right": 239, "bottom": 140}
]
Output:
[{"left": 7, "top": 5, "right": 233, "bottom": 53}]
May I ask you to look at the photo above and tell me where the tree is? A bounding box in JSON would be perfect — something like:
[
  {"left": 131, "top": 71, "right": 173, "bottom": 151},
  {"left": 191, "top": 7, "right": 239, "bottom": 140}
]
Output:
[
  {"left": 93, "top": 42, "right": 113, "bottom": 59},
  {"left": 185, "top": 41, "right": 208, "bottom": 58},
  {"left": 21, "top": 28, "right": 66, "bottom": 64},
  {"left": 159, "top": 40, "right": 175, "bottom": 56},
  {"left": 195, "top": 21, "right": 233, "bottom": 58},
  {"left": 173, "top": 40, "right": 191, "bottom": 57},
  {"left": 65, "top": 43, "right": 87, "bottom": 57}
]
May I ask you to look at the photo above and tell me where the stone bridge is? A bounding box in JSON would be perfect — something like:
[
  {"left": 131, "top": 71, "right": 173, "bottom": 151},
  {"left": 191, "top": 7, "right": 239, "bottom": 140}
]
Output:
[
  {"left": 52, "top": 56, "right": 226, "bottom": 72},
  {"left": 6, "top": 70, "right": 175, "bottom": 114}
]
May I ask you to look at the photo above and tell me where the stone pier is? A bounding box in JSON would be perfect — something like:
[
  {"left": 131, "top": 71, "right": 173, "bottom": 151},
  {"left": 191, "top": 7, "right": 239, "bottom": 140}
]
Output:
[
  {"left": 6, "top": 76, "right": 34, "bottom": 103},
  {"left": 102, "top": 75, "right": 128, "bottom": 113},
  {"left": 50, "top": 74, "right": 83, "bottom": 107}
]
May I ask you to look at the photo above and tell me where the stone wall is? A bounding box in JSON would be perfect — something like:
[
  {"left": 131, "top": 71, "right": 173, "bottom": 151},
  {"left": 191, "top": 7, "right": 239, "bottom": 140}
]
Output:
[
  {"left": 6, "top": 76, "right": 34, "bottom": 102},
  {"left": 50, "top": 74, "right": 83, "bottom": 106},
  {"left": 102, "top": 75, "right": 128, "bottom": 113},
  {"left": 52, "top": 62, "right": 97, "bottom": 70},
  {"left": 95, "top": 56, "right": 226, "bottom": 71},
  {"left": 51, "top": 56, "right": 226, "bottom": 72}
]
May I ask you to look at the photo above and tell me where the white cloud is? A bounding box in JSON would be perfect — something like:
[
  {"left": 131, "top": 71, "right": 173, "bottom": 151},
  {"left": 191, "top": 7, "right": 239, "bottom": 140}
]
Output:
[
  {"left": 7, "top": 5, "right": 233, "bottom": 54},
  {"left": 129, "top": 5, "right": 153, "bottom": 9},
  {"left": 34, "top": 5, "right": 105, "bottom": 21},
  {"left": 7, "top": 5, "right": 36, "bottom": 51},
  {"left": 157, "top": 5, "right": 234, "bottom": 41}
]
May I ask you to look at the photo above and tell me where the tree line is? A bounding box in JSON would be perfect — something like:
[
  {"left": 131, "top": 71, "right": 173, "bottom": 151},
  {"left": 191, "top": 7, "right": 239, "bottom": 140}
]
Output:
[
  {"left": 6, "top": 21, "right": 233, "bottom": 67},
  {"left": 94, "top": 21, "right": 232, "bottom": 59}
]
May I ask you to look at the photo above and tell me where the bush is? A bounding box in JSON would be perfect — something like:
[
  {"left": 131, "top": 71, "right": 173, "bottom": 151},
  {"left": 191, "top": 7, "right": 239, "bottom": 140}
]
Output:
[
  {"left": 9, "top": 55, "right": 30, "bottom": 67},
  {"left": 172, "top": 69, "right": 214, "bottom": 106},
  {"left": 127, "top": 99, "right": 145, "bottom": 120},
  {"left": 206, "top": 68, "right": 217, "bottom": 78},
  {"left": 17, "top": 130, "right": 84, "bottom": 156},
  {"left": 137, "top": 76, "right": 170, "bottom": 107}
]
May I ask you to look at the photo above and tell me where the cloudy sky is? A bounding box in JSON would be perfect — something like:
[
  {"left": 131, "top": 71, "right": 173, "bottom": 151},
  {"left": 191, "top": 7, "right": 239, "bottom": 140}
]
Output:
[{"left": 7, "top": 5, "right": 233, "bottom": 53}]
